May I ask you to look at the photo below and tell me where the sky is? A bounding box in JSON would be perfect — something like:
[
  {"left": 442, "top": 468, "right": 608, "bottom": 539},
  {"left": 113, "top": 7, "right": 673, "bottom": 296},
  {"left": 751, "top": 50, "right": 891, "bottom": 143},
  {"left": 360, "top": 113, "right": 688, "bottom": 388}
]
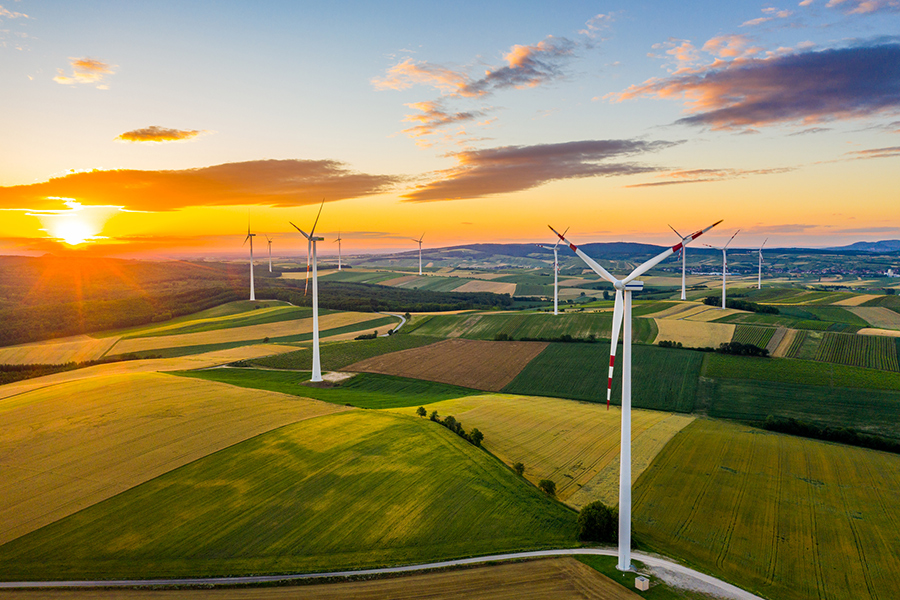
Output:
[{"left": 1, "top": 0, "right": 899, "bottom": 258}]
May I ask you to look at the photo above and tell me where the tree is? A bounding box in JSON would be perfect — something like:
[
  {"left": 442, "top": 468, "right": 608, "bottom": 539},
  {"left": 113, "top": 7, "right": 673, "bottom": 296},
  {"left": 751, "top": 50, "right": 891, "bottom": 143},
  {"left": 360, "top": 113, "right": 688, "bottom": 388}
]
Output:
[
  {"left": 470, "top": 428, "right": 484, "bottom": 447},
  {"left": 429, "top": 410, "right": 439, "bottom": 422},
  {"left": 538, "top": 479, "right": 556, "bottom": 496},
  {"left": 513, "top": 462, "right": 525, "bottom": 476},
  {"left": 577, "top": 501, "right": 618, "bottom": 542},
  {"left": 416, "top": 406, "right": 427, "bottom": 417}
]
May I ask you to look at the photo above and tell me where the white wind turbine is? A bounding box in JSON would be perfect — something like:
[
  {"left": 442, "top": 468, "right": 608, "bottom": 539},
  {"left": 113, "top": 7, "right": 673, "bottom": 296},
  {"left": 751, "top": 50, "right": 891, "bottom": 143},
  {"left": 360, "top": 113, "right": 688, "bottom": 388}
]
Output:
[
  {"left": 537, "top": 227, "right": 568, "bottom": 315},
  {"left": 265, "top": 234, "right": 273, "bottom": 273},
  {"left": 705, "top": 230, "right": 740, "bottom": 309},
  {"left": 290, "top": 199, "right": 326, "bottom": 383},
  {"left": 243, "top": 222, "right": 256, "bottom": 302},
  {"left": 334, "top": 230, "right": 343, "bottom": 271},
  {"left": 668, "top": 225, "right": 688, "bottom": 301},
  {"left": 550, "top": 219, "right": 721, "bottom": 572},
  {"left": 757, "top": 238, "right": 768, "bottom": 289},
  {"left": 412, "top": 233, "right": 425, "bottom": 275}
]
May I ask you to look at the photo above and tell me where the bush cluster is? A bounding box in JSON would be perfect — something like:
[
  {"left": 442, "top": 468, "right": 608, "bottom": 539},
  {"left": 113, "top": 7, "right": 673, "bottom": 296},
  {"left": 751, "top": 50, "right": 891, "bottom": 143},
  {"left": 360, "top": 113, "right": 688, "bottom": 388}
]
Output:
[
  {"left": 417, "top": 408, "right": 484, "bottom": 447},
  {"left": 658, "top": 340, "right": 683, "bottom": 348},
  {"left": 494, "top": 332, "right": 597, "bottom": 343},
  {"left": 703, "top": 296, "right": 779, "bottom": 314},
  {"left": 763, "top": 416, "right": 900, "bottom": 454},
  {"left": 717, "top": 342, "right": 769, "bottom": 357},
  {"left": 577, "top": 501, "right": 618, "bottom": 542}
]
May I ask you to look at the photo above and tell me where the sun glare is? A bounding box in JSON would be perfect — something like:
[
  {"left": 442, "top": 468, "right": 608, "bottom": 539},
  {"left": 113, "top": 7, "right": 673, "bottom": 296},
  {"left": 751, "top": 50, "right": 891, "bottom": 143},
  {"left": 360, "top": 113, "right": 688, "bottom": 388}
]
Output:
[
  {"left": 53, "top": 220, "right": 95, "bottom": 245},
  {"left": 29, "top": 199, "right": 115, "bottom": 247}
]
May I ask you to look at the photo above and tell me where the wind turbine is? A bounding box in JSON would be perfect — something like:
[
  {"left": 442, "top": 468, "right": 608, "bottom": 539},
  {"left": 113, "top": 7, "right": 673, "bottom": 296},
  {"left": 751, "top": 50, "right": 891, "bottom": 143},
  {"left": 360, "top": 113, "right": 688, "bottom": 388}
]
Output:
[
  {"left": 549, "top": 219, "right": 721, "bottom": 572},
  {"left": 705, "top": 230, "right": 740, "bottom": 309},
  {"left": 757, "top": 238, "right": 768, "bottom": 289},
  {"left": 537, "top": 227, "right": 567, "bottom": 315},
  {"left": 335, "top": 230, "right": 343, "bottom": 271},
  {"left": 668, "top": 225, "right": 688, "bottom": 301},
  {"left": 412, "top": 233, "right": 425, "bottom": 275},
  {"left": 265, "top": 234, "right": 273, "bottom": 273},
  {"left": 290, "top": 199, "right": 326, "bottom": 383},
  {"left": 243, "top": 222, "right": 256, "bottom": 302}
]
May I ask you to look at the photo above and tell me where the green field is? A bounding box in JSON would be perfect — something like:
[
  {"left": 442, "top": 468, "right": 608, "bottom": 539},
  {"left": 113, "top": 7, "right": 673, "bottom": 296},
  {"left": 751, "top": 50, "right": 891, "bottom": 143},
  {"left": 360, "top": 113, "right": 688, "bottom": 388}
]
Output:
[
  {"left": 245, "top": 334, "right": 445, "bottom": 371},
  {"left": 503, "top": 343, "right": 703, "bottom": 413},
  {"left": 0, "top": 410, "right": 577, "bottom": 580},
  {"left": 730, "top": 325, "right": 776, "bottom": 348},
  {"left": 121, "top": 305, "right": 321, "bottom": 339},
  {"left": 178, "top": 368, "right": 480, "bottom": 409},
  {"left": 813, "top": 332, "right": 900, "bottom": 371},
  {"left": 634, "top": 419, "right": 900, "bottom": 600}
]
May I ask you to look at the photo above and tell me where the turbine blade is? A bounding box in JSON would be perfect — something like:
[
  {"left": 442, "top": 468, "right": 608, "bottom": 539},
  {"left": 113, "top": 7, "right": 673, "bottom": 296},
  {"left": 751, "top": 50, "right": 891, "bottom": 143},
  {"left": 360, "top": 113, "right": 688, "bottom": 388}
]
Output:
[
  {"left": 761, "top": 237, "right": 768, "bottom": 250},
  {"left": 724, "top": 229, "right": 740, "bottom": 249},
  {"left": 624, "top": 219, "right": 722, "bottom": 284},
  {"left": 243, "top": 234, "right": 250, "bottom": 247},
  {"left": 290, "top": 221, "right": 312, "bottom": 239},
  {"left": 310, "top": 198, "right": 325, "bottom": 237},
  {"left": 553, "top": 226, "right": 569, "bottom": 249},
  {"left": 548, "top": 225, "right": 616, "bottom": 284},
  {"left": 668, "top": 224, "right": 684, "bottom": 238},
  {"left": 607, "top": 290, "right": 624, "bottom": 410}
]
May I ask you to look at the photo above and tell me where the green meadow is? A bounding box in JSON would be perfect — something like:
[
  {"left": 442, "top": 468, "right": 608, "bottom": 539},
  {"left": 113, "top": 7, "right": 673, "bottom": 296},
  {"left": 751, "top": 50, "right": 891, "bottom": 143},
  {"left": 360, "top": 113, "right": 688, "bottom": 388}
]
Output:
[{"left": 246, "top": 334, "right": 444, "bottom": 371}]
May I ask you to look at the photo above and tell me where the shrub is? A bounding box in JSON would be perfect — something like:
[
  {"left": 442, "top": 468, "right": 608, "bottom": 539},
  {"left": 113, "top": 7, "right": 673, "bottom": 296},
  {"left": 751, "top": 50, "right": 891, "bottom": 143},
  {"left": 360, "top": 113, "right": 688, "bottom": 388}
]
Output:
[
  {"left": 538, "top": 479, "right": 557, "bottom": 496},
  {"left": 429, "top": 410, "right": 439, "bottom": 422},
  {"left": 578, "top": 501, "right": 618, "bottom": 542},
  {"left": 658, "top": 340, "right": 683, "bottom": 348},
  {"left": 717, "top": 342, "right": 769, "bottom": 357},
  {"left": 416, "top": 406, "right": 427, "bottom": 417},
  {"left": 513, "top": 462, "right": 525, "bottom": 476},
  {"left": 470, "top": 428, "right": 484, "bottom": 447}
]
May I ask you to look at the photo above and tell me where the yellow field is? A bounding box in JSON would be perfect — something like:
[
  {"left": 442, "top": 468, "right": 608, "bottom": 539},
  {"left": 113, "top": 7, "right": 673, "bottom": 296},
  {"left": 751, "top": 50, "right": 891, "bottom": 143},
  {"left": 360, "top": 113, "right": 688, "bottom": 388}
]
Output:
[
  {"left": 857, "top": 327, "right": 900, "bottom": 338},
  {"left": 639, "top": 302, "right": 696, "bottom": 319},
  {"left": 109, "top": 312, "right": 382, "bottom": 355},
  {"left": 653, "top": 319, "right": 735, "bottom": 348},
  {"left": 456, "top": 279, "right": 517, "bottom": 294},
  {"left": 0, "top": 558, "right": 639, "bottom": 599},
  {"left": 0, "top": 372, "right": 349, "bottom": 546},
  {"left": 834, "top": 294, "right": 880, "bottom": 306},
  {"left": 391, "top": 394, "right": 693, "bottom": 508},
  {"left": 771, "top": 328, "right": 798, "bottom": 357},
  {"left": 683, "top": 306, "right": 743, "bottom": 322},
  {"left": 120, "top": 304, "right": 291, "bottom": 338},
  {"left": 848, "top": 306, "right": 900, "bottom": 329},
  {"left": 0, "top": 335, "right": 120, "bottom": 366},
  {"left": 378, "top": 274, "right": 421, "bottom": 286}
]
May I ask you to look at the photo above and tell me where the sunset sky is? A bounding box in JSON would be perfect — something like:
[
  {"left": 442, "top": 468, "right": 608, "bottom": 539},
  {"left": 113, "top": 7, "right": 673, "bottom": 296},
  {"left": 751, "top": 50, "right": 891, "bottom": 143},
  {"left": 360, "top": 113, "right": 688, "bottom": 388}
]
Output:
[{"left": 1, "top": 0, "right": 899, "bottom": 258}]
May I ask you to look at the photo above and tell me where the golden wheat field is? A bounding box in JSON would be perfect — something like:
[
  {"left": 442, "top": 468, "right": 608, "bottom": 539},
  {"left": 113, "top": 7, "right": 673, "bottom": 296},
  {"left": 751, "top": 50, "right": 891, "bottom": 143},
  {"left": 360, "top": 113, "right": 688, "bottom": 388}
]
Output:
[
  {"left": 454, "top": 279, "right": 517, "bottom": 295},
  {"left": 848, "top": 306, "right": 900, "bottom": 329},
  {"left": 857, "top": 328, "right": 900, "bottom": 338},
  {"left": 109, "top": 312, "right": 382, "bottom": 354},
  {"left": 834, "top": 294, "right": 880, "bottom": 306},
  {"left": 0, "top": 372, "right": 349, "bottom": 545},
  {"left": 391, "top": 393, "right": 693, "bottom": 508},
  {"left": 346, "top": 339, "right": 547, "bottom": 391},
  {"left": 653, "top": 319, "right": 735, "bottom": 348},
  {"left": 0, "top": 335, "right": 120, "bottom": 366}
]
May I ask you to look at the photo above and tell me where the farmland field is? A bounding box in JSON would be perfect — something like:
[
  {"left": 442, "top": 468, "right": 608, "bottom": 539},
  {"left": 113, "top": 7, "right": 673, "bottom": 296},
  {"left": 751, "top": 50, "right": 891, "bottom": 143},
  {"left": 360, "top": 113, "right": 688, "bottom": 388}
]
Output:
[
  {"left": 652, "top": 318, "right": 735, "bottom": 348},
  {"left": 813, "top": 332, "right": 900, "bottom": 371},
  {"left": 0, "top": 335, "right": 120, "bottom": 366},
  {"left": 730, "top": 325, "right": 776, "bottom": 348},
  {"left": 0, "top": 372, "right": 347, "bottom": 545},
  {"left": 503, "top": 343, "right": 703, "bottom": 413},
  {"left": 0, "top": 410, "right": 577, "bottom": 580},
  {"left": 633, "top": 419, "right": 900, "bottom": 600},
  {"left": 244, "top": 334, "right": 445, "bottom": 371},
  {"left": 345, "top": 338, "right": 547, "bottom": 391},
  {"left": 848, "top": 306, "right": 900, "bottom": 329}
]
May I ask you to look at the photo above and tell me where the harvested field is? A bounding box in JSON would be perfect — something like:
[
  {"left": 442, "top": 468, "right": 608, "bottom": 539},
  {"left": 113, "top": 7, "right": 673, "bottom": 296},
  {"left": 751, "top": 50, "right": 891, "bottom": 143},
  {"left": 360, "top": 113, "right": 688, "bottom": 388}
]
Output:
[
  {"left": 109, "top": 312, "right": 381, "bottom": 355},
  {"left": 765, "top": 327, "right": 787, "bottom": 354},
  {"left": 0, "top": 372, "right": 348, "bottom": 545},
  {"left": 661, "top": 304, "right": 712, "bottom": 320},
  {"left": 653, "top": 319, "right": 735, "bottom": 348},
  {"left": 858, "top": 327, "right": 900, "bottom": 337},
  {"left": 835, "top": 294, "right": 880, "bottom": 306},
  {"left": 849, "top": 306, "right": 900, "bottom": 329},
  {"left": 685, "top": 307, "right": 743, "bottom": 322},
  {"left": 634, "top": 419, "right": 900, "bottom": 600},
  {"left": 345, "top": 338, "right": 547, "bottom": 391},
  {"left": 455, "top": 279, "right": 517, "bottom": 294},
  {"left": 638, "top": 302, "right": 697, "bottom": 319},
  {"left": 378, "top": 274, "right": 422, "bottom": 287},
  {"left": 771, "top": 328, "right": 798, "bottom": 357},
  {"left": 0, "top": 558, "right": 640, "bottom": 600},
  {"left": 0, "top": 335, "right": 120, "bottom": 366},
  {"left": 392, "top": 394, "right": 693, "bottom": 509}
]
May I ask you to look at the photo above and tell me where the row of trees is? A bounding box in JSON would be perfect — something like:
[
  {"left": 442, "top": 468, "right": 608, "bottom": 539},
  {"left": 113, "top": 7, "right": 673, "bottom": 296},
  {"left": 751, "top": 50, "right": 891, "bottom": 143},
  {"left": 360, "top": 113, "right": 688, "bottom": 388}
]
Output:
[
  {"left": 703, "top": 296, "right": 779, "bottom": 314},
  {"left": 417, "top": 407, "right": 484, "bottom": 447},
  {"left": 763, "top": 416, "right": 900, "bottom": 454}
]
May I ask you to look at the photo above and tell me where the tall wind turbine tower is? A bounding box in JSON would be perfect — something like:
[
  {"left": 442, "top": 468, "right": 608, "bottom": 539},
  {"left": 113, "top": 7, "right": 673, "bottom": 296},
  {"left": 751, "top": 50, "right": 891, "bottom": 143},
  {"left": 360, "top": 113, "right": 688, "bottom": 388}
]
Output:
[
  {"left": 265, "top": 235, "right": 273, "bottom": 273},
  {"left": 335, "top": 230, "right": 343, "bottom": 271},
  {"left": 705, "top": 230, "right": 740, "bottom": 309},
  {"left": 412, "top": 233, "right": 425, "bottom": 276},
  {"left": 757, "top": 238, "right": 767, "bottom": 289},
  {"left": 243, "top": 223, "right": 256, "bottom": 301},
  {"left": 290, "top": 199, "right": 326, "bottom": 383},
  {"left": 550, "top": 219, "right": 721, "bottom": 572},
  {"left": 537, "top": 227, "right": 567, "bottom": 315},
  {"left": 669, "top": 225, "right": 688, "bottom": 301}
]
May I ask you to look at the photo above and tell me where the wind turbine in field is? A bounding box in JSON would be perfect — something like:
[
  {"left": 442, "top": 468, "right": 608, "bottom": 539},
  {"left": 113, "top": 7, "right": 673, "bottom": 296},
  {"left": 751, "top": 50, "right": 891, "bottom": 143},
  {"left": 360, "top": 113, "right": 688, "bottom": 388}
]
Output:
[
  {"left": 265, "top": 234, "right": 274, "bottom": 273},
  {"left": 549, "top": 219, "right": 721, "bottom": 572},
  {"left": 668, "top": 225, "right": 688, "bottom": 301},
  {"left": 334, "top": 230, "right": 343, "bottom": 271},
  {"left": 757, "top": 238, "right": 768, "bottom": 289},
  {"left": 705, "top": 230, "right": 740, "bottom": 309},
  {"left": 290, "top": 199, "right": 326, "bottom": 383},
  {"left": 243, "top": 222, "right": 256, "bottom": 301},
  {"left": 412, "top": 233, "right": 425, "bottom": 275},
  {"left": 537, "top": 227, "right": 568, "bottom": 315}
]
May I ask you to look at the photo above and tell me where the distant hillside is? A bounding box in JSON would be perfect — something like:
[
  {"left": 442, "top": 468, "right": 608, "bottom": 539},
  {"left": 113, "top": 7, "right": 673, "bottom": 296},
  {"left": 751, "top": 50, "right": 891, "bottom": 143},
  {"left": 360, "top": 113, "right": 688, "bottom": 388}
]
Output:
[{"left": 828, "top": 240, "right": 900, "bottom": 253}]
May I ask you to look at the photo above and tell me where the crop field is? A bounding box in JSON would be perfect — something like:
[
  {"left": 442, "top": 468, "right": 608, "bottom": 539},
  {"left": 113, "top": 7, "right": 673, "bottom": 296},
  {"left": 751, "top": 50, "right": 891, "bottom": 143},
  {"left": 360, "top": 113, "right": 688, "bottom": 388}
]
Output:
[
  {"left": 503, "top": 343, "right": 703, "bottom": 413},
  {"left": 787, "top": 330, "right": 821, "bottom": 360},
  {"left": 345, "top": 338, "right": 547, "bottom": 391},
  {"left": 633, "top": 419, "right": 900, "bottom": 600},
  {"left": 848, "top": 306, "right": 900, "bottom": 329},
  {"left": 777, "top": 305, "right": 870, "bottom": 327},
  {"left": 653, "top": 318, "right": 735, "bottom": 348},
  {"left": 0, "top": 411, "right": 577, "bottom": 580},
  {"left": 835, "top": 294, "right": 880, "bottom": 306},
  {"left": 454, "top": 279, "right": 517, "bottom": 295},
  {"left": 245, "top": 334, "right": 445, "bottom": 371},
  {"left": 392, "top": 394, "right": 693, "bottom": 509},
  {"left": 0, "top": 334, "right": 119, "bottom": 366},
  {"left": 639, "top": 302, "right": 699, "bottom": 319},
  {"left": 109, "top": 312, "right": 394, "bottom": 355},
  {"left": 730, "top": 325, "right": 776, "bottom": 348},
  {"left": 813, "top": 332, "right": 900, "bottom": 371},
  {"left": 314, "top": 270, "right": 402, "bottom": 284},
  {"left": 684, "top": 307, "right": 745, "bottom": 322},
  {"left": 0, "top": 372, "right": 347, "bottom": 546},
  {"left": 179, "top": 369, "right": 480, "bottom": 409},
  {"left": 858, "top": 327, "right": 900, "bottom": 337}
]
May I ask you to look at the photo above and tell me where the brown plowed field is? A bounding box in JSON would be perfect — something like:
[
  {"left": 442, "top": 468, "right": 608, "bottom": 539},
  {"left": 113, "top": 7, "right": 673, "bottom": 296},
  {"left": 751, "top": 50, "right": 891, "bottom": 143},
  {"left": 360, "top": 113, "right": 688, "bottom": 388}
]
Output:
[{"left": 345, "top": 338, "right": 547, "bottom": 391}]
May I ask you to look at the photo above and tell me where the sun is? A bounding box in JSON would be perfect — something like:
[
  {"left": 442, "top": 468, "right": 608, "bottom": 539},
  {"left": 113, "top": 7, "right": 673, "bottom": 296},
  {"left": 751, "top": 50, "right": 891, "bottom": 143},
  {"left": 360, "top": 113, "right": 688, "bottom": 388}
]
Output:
[{"left": 53, "top": 219, "right": 96, "bottom": 245}]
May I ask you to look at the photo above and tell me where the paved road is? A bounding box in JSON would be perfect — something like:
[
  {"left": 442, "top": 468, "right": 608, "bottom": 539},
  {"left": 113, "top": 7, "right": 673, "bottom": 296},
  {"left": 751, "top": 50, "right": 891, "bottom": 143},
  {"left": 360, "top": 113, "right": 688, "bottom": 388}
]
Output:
[
  {"left": 378, "top": 311, "right": 407, "bottom": 335},
  {"left": 0, "top": 548, "right": 764, "bottom": 598}
]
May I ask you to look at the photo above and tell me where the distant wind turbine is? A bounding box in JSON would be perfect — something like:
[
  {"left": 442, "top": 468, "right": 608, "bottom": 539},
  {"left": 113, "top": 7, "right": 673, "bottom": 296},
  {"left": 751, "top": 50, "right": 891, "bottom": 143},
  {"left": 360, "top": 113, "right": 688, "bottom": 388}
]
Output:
[
  {"left": 290, "top": 199, "right": 326, "bottom": 383},
  {"left": 537, "top": 226, "right": 567, "bottom": 315},
  {"left": 668, "top": 225, "right": 688, "bottom": 301},
  {"left": 265, "top": 234, "right": 273, "bottom": 273},
  {"left": 705, "top": 230, "right": 740, "bottom": 309},
  {"left": 243, "top": 221, "right": 256, "bottom": 302},
  {"left": 757, "top": 238, "right": 768, "bottom": 289},
  {"left": 335, "top": 230, "right": 343, "bottom": 271},
  {"left": 412, "top": 233, "right": 425, "bottom": 275},
  {"left": 550, "top": 219, "right": 721, "bottom": 572}
]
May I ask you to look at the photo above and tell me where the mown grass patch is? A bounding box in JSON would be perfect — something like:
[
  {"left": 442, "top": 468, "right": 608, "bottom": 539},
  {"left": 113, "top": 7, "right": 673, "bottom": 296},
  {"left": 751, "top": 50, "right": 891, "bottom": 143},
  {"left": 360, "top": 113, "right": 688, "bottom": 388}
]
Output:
[
  {"left": 502, "top": 343, "right": 703, "bottom": 413},
  {"left": 0, "top": 411, "right": 577, "bottom": 580},
  {"left": 633, "top": 419, "right": 900, "bottom": 600},
  {"left": 178, "top": 368, "right": 480, "bottom": 409}
]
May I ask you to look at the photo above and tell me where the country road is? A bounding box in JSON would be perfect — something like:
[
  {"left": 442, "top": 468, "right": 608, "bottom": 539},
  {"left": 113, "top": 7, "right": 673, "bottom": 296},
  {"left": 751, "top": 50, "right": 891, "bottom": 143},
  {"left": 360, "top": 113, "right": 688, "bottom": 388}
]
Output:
[{"left": 0, "top": 548, "right": 765, "bottom": 599}]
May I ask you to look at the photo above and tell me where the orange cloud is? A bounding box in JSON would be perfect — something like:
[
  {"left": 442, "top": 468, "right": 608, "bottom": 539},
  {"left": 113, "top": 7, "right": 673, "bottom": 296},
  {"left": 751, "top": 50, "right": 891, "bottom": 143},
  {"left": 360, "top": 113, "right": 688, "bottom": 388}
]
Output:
[
  {"left": 116, "top": 126, "right": 206, "bottom": 143},
  {"left": 826, "top": 0, "right": 900, "bottom": 13},
  {"left": 401, "top": 101, "right": 485, "bottom": 144},
  {"left": 371, "top": 58, "right": 471, "bottom": 95},
  {"left": 626, "top": 167, "right": 795, "bottom": 187},
  {"left": 844, "top": 146, "right": 900, "bottom": 159},
  {"left": 53, "top": 57, "right": 116, "bottom": 88},
  {"left": 0, "top": 160, "right": 401, "bottom": 212}
]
